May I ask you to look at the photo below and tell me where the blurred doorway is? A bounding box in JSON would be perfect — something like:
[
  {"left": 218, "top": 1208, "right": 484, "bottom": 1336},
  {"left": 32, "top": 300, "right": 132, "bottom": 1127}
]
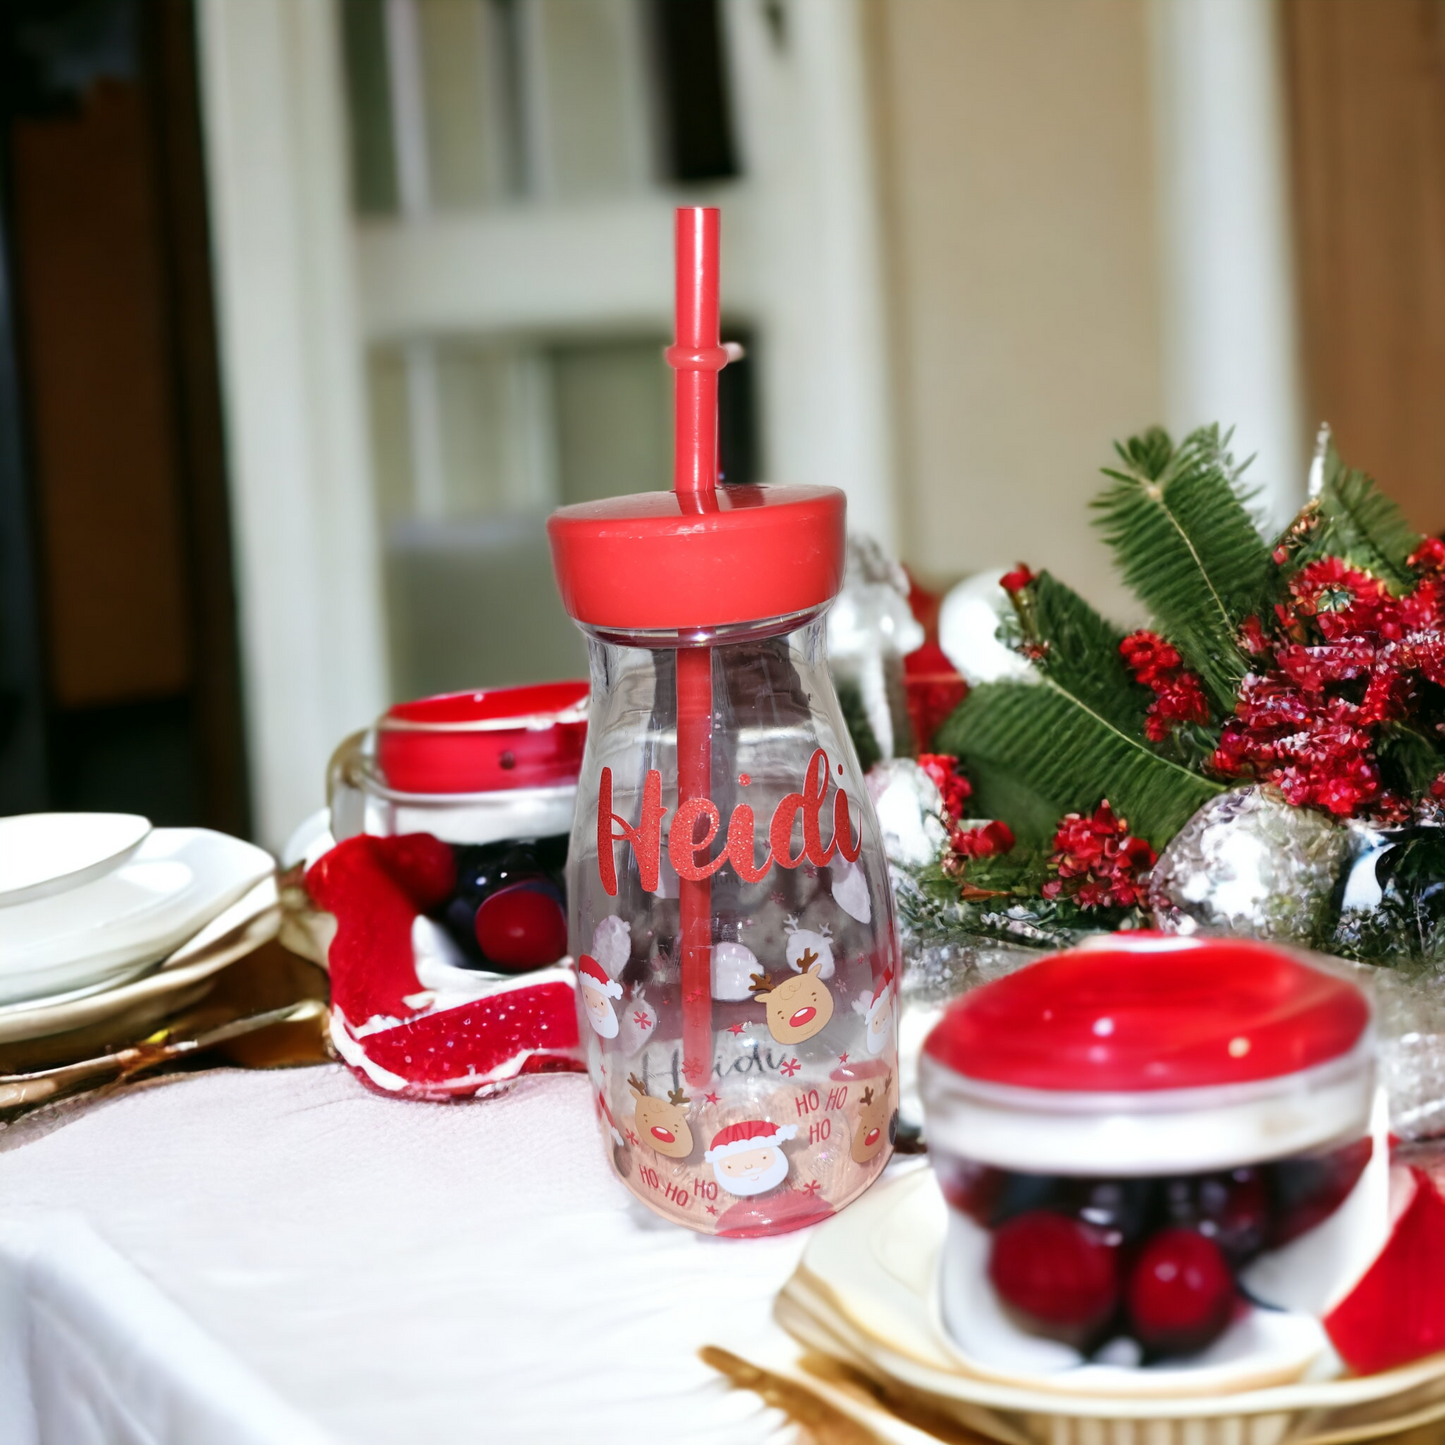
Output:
[{"left": 0, "top": 0, "right": 249, "bottom": 832}]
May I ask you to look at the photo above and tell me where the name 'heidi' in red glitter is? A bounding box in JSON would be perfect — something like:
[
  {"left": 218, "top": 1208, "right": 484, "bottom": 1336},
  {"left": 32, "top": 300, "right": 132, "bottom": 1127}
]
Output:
[{"left": 597, "top": 748, "right": 861, "bottom": 897}]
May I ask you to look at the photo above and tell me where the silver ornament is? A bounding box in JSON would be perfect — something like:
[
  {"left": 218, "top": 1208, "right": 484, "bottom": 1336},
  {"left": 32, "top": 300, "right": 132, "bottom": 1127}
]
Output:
[{"left": 1149, "top": 785, "right": 1354, "bottom": 946}]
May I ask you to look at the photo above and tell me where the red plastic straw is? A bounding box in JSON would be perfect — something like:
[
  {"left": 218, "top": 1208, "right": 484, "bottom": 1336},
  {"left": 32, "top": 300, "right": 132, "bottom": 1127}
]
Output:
[{"left": 667, "top": 207, "right": 725, "bottom": 1087}]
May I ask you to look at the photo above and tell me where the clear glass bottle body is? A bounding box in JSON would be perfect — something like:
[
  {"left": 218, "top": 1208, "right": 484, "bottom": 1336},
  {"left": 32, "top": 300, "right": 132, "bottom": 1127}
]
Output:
[{"left": 569, "top": 611, "right": 900, "bottom": 1236}]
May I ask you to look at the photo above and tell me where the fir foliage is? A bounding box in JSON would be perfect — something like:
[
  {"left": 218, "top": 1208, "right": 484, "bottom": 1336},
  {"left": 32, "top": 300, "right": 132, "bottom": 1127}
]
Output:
[
  {"left": 1289, "top": 433, "right": 1422, "bottom": 594},
  {"left": 1093, "top": 427, "right": 1273, "bottom": 709},
  {"left": 1012, "top": 570, "right": 1154, "bottom": 732},
  {"left": 897, "top": 846, "right": 1144, "bottom": 952},
  {"left": 942, "top": 570, "right": 1223, "bottom": 848}
]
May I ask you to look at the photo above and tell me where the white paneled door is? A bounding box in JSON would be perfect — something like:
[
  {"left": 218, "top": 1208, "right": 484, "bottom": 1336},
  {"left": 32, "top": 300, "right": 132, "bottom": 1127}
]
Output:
[{"left": 198, "top": 0, "right": 893, "bottom": 847}]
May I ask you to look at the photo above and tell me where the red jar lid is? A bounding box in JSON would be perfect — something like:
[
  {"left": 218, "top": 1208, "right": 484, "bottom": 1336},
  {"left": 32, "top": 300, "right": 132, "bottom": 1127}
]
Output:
[
  {"left": 923, "top": 934, "right": 1369, "bottom": 1093},
  {"left": 546, "top": 484, "right": 846, "bottom": 631},
  {"left": 376, "top": 681, "right": 587, "bottom": 794}
]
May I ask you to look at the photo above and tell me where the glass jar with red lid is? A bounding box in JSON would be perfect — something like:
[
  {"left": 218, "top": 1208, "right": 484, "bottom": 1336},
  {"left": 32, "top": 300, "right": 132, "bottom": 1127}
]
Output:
[
  {"left": 920, "top": 934, "right": 1382, "bottom": 1373},
  {"left": 308, "top": 682, "right": 589, "bottom": 1099},
  {"left": 545, "top": 208, "right": 900, "bottom": 1235}
]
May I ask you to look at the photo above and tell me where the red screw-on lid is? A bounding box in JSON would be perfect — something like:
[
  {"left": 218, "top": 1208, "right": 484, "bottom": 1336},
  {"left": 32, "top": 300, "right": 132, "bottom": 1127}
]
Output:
[
  {"left": 923, "top": 934, "right": 1370, "bottom": 1093},
  {"left": 547, "top": 483, "right": 846, "bottom": 631},
  {"left": 377, "top": 681, "right": 588, "bottom": 794}
]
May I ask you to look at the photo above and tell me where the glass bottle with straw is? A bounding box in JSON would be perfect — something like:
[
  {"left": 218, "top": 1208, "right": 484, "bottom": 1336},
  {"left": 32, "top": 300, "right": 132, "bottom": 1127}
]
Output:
[{"left": 548, "top": 206, "right": 900, "bottom": 1236}]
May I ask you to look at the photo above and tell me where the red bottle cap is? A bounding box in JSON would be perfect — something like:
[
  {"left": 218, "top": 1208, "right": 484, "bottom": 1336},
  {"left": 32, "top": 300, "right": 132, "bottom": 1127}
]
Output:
[
  {"left": 924, "top": 934, "right": 1369, "bottom": 1093},
  {"left": 377, "top": 681, "right": 588, "bottom": 794},
  {"left": 547, "top": 483, "right": 846, "bottom": 631}
]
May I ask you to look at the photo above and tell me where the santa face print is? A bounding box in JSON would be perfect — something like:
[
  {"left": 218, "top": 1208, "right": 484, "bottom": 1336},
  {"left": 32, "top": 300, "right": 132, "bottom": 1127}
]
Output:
[
  {"left": 864, "top": 989, "right": 893, "bottom": 1056},
  {"left": 713, "top": 1144, "right": 788, "bottom": 1198},
  {"left": 582, "top": 980, "right": 619, "bottom": 1038}
]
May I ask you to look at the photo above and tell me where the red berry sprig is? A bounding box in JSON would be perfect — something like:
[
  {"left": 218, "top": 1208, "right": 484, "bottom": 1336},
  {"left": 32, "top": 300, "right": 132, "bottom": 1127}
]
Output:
[
  {"left": 1041, "top": 801, "right": 1155, "bottom": 910},
  {"left": 1209, "top": 548, "right": 1445, "bottom": 820},
  {"left": 1119, "top": 630, "right": 1211, "bottom": 742}
]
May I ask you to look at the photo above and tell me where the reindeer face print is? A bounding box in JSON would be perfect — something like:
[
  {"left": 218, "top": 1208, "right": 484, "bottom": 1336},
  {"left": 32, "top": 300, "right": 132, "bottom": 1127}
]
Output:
[
  {"left": 750, "top": 950, "right": 834, "bottom": 1045},
  {"left": 851, "top": 1073, "right": 894, "bottom": 1163},
  {"left": 627, "top": 1074, "right": 694, "bottom": 1159}
]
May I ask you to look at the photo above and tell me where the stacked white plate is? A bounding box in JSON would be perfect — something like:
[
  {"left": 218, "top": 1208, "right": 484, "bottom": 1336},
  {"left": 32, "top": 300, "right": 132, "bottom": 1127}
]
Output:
[
  {"left": 0, "top": 814, "right": 277, "bottom": 1039},
  {"left": 764, "top": 1167, "right": 1445, "bottom": 1445}
]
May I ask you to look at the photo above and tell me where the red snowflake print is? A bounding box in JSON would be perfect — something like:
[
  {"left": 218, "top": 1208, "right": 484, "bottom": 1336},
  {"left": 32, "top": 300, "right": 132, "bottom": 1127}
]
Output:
[
  {"left": 632, "top": 1010, "right": 652, "bottom": 1030},
  {"left": 703, "top": 1091, "right": 720, "bottom": 1105},
  {"left": 837, "top": 1052, "right": 849, "bottom": 1065},
  {"left": 779, "top": 1057, "right": 801, "bottom": 1077},
  {"left": 798, "top": 1179, "right": 822, "bottom": 1198},
  {"left": 726, "top": 1022, "right": 746, "bottom": 1035},
  {"left": 625, "top": 1130, "right": 639, "bottom": 1147}
]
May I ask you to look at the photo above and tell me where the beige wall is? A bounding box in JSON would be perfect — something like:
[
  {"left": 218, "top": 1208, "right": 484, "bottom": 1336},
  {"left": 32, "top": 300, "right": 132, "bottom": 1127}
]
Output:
[{"left": 871, "top": 0, "right": 1164, "bottom": 618}]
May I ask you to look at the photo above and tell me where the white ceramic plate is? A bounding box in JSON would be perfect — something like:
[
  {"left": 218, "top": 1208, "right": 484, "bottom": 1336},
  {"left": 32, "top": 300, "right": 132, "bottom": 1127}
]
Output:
[
  {"left": 774, "top": 1168, "right": 1445, "bottom": 1445},
  {"left": 0, "top": 813, "right": 151, "bottom": 909},
  {"left": 0, "top": 829, "right": 275, "bottom": 1006},
  {"left": 0, "top": 877, "right": 281, "bottom": 1044}
]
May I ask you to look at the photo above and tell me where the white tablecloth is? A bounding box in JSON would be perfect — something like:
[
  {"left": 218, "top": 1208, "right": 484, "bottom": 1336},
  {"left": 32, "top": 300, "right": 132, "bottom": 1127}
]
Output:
[{"left": 0, "top": 1067, "right": 815, "bottom": 1444}]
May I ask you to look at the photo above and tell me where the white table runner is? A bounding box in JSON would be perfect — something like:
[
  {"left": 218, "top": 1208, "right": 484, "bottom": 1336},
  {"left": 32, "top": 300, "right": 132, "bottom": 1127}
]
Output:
[{"left": 0, "top": 1067, "right": 809, "bottom": 1444}]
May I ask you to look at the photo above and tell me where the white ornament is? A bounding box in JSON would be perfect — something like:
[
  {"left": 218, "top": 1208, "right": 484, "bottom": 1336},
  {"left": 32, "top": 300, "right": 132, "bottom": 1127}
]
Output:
[
  {"left": 592, "top": 915, "right": 631, "bottom": 977},
  {"left": 711, "top": 942, "right": 759, "bottom": 1001},
  {"left": 831, "top": 858, "right": 871, "bottom": 924},
  {"left": 866, "top": 759, "right": 948, "bottom": 868},
  {"left": 784, "top": 917, "right": 834, "bottom": 979},
  {"left": 937, "top": 570, "right": 1038, "bottom": 686}
]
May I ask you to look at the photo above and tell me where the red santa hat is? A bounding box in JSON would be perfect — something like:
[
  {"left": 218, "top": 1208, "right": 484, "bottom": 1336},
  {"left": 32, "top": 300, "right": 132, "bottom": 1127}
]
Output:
[
  {"left": 704, "top": 1118, "right": 798, "bottom": 1163},
  {"left": 577, "top": 954, "right": 623, "bottom": 998}
]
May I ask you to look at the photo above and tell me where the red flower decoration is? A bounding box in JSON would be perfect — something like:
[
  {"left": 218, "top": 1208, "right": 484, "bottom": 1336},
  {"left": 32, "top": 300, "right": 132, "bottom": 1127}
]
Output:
[
  {"left": 1041, "top": 802, "right": 1155, "bottom": 910},
  {"left": 1000, "top": 565, "right": 1035, "bottom": 595},
  {"left": 949, "top": 820, "right": 1015, "bottom": 859},
  {"left": 1409, "top": 538, "right": 1445, "bottom": 573},
  {"left": 1119, "top": 630, "right": 1211, "bottom": 741},
  {"left": 1206, "top": 550, "right": 1445, "bottom": 820},
  {"left": 918, "top": 752, "right": 972, "bottom": 824}
]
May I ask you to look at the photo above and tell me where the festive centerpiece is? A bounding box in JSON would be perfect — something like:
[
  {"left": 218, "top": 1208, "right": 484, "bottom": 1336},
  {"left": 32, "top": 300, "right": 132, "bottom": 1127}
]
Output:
[{"left": 895, "top": 425, "right": 1445, "bottom": 1134}]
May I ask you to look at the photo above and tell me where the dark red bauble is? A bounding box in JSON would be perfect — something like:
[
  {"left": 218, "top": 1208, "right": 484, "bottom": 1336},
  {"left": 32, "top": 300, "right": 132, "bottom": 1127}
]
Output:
[
  {"left": 475, "top": 883, "right": 568, "bottom": 971},
  {"left": 1126, "top": 1228, "right": 1236, "bottom": 1356},
  {"left": 987, "top": 1209, "right": 1120, "bottom": 1330}
]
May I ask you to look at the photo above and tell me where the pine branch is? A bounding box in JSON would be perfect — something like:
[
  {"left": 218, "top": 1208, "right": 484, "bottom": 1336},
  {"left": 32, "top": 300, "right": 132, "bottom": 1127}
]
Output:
[
  {"left": 937, "top": 678, "right": 1223, "bottom": 850},
  {"left": 1093, "top": 426, "right": 1273, "bottom": 710},
  {"left": 1377, "top": 723, "right": 1445, "bottom": 799},
  {"left": 1290, "top": 433, "right": 1422, "bottom": 593},
  {"left": 897, "top": 856, "right": 1140, "bottom": 951},
  {"left": 1021, "top": 570, "right": 1155, "bottom": 733}
]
